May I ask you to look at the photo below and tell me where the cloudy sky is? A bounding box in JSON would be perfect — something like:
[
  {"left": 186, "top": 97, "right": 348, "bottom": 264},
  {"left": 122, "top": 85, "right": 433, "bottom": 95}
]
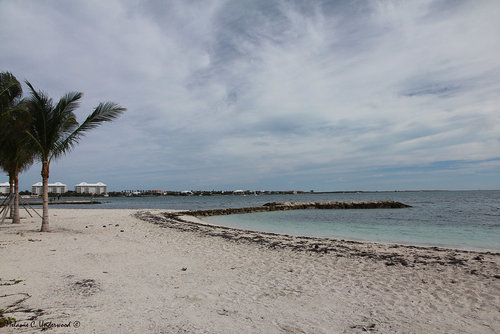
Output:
[{"left": 1, "top": 0, "right": 499, "bottom": 191}]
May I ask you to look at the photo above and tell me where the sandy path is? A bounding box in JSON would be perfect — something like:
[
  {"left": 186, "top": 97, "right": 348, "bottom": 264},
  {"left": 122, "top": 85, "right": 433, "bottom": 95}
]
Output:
[{"left": 1, "top": 209, "right": 499, "bottom": 333}]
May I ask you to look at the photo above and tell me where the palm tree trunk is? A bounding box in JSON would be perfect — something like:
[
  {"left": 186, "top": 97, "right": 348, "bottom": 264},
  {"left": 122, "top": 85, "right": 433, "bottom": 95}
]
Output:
[
  {"left": 12, "top": 170, "right": 20, "bottom": 224},
  {"left": 40, "top": 161, "right": 50, "bottom": 232},
  {"left": 8, "top": 173, "right": 14, "bottom": 218}
]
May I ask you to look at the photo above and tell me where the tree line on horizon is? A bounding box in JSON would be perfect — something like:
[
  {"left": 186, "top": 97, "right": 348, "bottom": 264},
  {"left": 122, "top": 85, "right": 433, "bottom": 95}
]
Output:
[{"left": 0, "top": 71, "right": 125, "bottom": 231}]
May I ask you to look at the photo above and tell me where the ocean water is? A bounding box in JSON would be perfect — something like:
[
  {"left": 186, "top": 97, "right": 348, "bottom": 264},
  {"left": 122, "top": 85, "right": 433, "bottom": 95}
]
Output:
[
  {"left": 26, "top": 191, "right": 500, "bottom": 251},
  {"left": 203, "top": 191, "right": 500, "bottom": 251}
]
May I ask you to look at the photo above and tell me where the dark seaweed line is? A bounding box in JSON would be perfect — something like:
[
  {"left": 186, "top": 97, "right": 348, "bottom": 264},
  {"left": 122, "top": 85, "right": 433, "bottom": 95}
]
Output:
[{"left": 134, "top": 210, "right": 500, "bottom": 276}]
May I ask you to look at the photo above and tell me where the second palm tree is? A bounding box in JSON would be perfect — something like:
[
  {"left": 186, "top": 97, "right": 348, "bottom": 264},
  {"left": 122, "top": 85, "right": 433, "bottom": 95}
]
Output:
[{"left": 25, "top": 81, "right": 125, "bottom": 232}]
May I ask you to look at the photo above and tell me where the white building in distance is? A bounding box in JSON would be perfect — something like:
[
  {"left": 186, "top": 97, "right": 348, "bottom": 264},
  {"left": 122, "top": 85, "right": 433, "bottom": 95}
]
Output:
[
  {"left": 32, "top": 182, "right": 67, "bottom": 195},
  {"left": 75, "top": 182, "right": 107, "bottom": 194},
  {"left": 0, "top": 182, "right": 10, "bottom": 194}
]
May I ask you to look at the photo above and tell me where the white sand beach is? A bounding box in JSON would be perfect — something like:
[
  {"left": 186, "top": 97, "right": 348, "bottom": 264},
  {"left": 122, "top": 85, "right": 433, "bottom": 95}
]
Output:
[{"left": 1, "top": 209, "right": 499, "bottom": 333}]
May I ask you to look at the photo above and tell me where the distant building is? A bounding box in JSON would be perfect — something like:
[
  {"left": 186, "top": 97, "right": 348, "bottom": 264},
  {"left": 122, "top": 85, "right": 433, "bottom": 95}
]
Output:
[
  {"left": 75, "top": 182, "right": 107, "bottom": 194},
  {"left": 32, "top": 182, "right": 67, "bottom": 195},
  {"left": 0, "top": 182, "right": 10, "bottom": 194}
]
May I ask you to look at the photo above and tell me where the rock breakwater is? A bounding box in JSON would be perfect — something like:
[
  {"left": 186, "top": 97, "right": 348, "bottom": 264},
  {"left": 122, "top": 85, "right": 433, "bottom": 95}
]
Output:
[{"left": 178, "top": 201, "right": 411, "bottom": 217}]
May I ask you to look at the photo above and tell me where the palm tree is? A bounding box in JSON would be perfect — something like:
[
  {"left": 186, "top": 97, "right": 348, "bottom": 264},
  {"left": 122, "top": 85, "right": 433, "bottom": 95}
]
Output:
[
  {"left": 0, "top": 72, "right": 33, "bottom": 223},
  {"left": 0, "top": 72, "right": 21, "bottom": 193},
  {"left": 25, "top": 81, "right": 125, "bottom": 232},
  {"left": 0, "top": 108, "right": 34, "bottom": 223}
]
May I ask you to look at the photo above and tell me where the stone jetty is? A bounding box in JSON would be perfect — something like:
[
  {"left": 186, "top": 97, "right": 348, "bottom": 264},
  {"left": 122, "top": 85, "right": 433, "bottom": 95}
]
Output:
[{"left": 179, "top": 201, "right": 411, "bottom": 217}]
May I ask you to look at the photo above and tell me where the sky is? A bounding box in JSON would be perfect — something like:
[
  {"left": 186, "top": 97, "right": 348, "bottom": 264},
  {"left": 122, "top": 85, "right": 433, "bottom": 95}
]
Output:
[{"left": 1, "top": 0, "right": 499, "bottom": 192}]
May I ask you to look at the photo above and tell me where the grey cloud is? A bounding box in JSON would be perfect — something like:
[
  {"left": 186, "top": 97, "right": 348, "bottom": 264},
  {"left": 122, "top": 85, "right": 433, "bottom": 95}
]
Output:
[{"left": 2, "top": 0, "right": 500, "bottom": 191}]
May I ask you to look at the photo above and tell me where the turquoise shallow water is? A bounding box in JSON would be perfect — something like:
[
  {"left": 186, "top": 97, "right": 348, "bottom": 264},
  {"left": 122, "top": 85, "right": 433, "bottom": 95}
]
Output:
[
  {"left": 25, "top": 190, "right": 500, "bottom": 251},
  {"left": 204, "top": 207, "right": 499, "bottom": 251},
  {"left": 201, "top": 191, "right": 500, "bottom": 252}
]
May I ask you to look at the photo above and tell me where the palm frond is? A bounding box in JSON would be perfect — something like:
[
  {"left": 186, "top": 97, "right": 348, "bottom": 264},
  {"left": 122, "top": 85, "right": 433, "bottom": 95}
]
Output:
[
  {"left": 0, "top": 72, "right": 22, "bottom": 115},
  {"left": 82, "top": 102, "right": 126, "bottom": 129},
  {"left": 50, "top": 102, "right": 126, "bottom": 160},
  {"left": 25, "top": 81, "right": 56, "bottom": 160},
  {"left": 48, "top": 91, "right": 81, "bottom": 158},
  {"left": 55, "top": 91, "right": 83, "bottom": 116},
  {"left": 0, "top": 72, "right": 21, "bottom": 94}
]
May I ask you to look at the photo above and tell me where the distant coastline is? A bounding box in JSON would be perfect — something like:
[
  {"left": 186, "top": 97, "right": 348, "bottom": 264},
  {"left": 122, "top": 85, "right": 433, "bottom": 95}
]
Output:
[{"left": 5, "top": 188, "right": 491, "bottom": 200}]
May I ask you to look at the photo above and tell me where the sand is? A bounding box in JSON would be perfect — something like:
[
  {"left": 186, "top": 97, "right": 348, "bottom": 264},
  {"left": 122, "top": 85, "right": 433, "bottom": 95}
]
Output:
[{"left": 1, "top": 209, "right": 499, "bottom": 333}]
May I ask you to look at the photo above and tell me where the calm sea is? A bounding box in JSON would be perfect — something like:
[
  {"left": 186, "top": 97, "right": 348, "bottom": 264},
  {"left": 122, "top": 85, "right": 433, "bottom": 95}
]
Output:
[{"left": 28, "top": 191, "right": 500, "bottom": 251}]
